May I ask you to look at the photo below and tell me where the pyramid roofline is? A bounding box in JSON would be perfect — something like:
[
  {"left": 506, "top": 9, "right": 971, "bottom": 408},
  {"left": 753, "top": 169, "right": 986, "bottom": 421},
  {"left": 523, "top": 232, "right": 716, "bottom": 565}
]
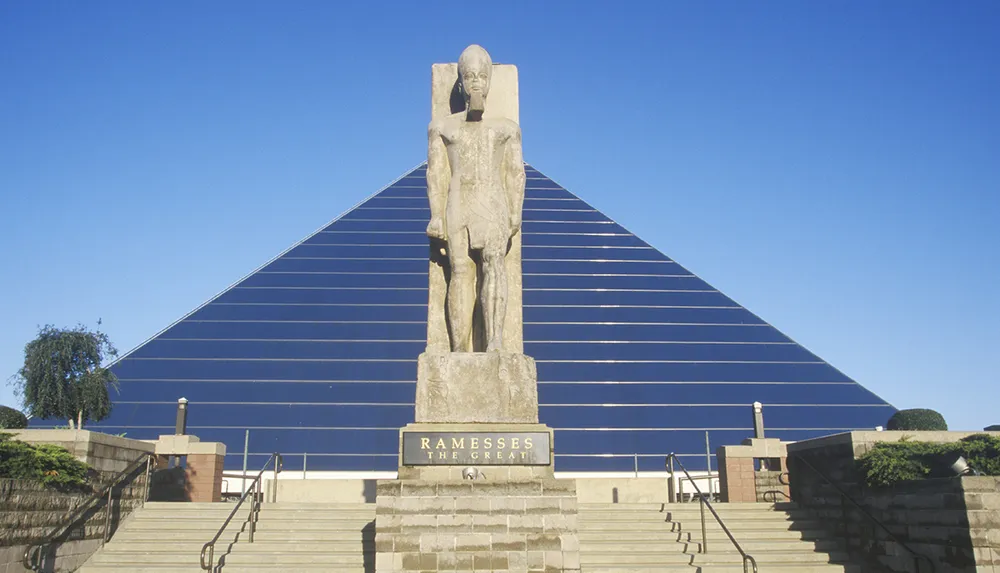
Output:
[{"left": 110, "top": 161, "right": 429, "bottom": 367}]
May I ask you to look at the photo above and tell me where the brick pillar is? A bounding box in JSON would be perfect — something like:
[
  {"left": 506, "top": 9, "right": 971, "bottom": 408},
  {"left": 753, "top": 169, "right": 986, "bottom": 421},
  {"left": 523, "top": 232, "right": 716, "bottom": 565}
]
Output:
[
  {"left": 185, "top": 454, "right": 224, "bottom": 502},
  {"left": 721, "top": 457, "right": 756, "bottom": 502}
]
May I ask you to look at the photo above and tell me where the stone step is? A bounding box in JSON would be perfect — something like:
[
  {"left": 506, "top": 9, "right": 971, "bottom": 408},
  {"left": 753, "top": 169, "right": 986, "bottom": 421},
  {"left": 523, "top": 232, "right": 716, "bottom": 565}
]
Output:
[
  {"left": 252, "top": 520, "right": 373, "bottom": 530},
  {"left": 578, "top": 528, "right": 831, "bottom": 541},
  {"left": 579, "top": 512, "right": 810, "bottom": 522},
  {"left": 580, "top": 502, "right": 791, "bottom": 511},
  {"left": 79, "top": 563, "right": 365, "bottom": 573},
  {"left": 265, "top": 502, "right": 376, "bottom": 509},
  {"left": 581, "top": 538, "right": 843, "bottom": 553},
  {"left": 582, "top": 549, "right": 849, "bottom": 566},
  {"left": 112, "top": 530, "right": 245, "bottom": 542},
  {"left": 251, "top": 530, "right": 370, "bottom": 542},
  {"left": 101, "top": 541, "right": 374, "bottom": 553},
  {"left": 222, "top": 553, "right": 366, "bottom": 565},
  {"left": 123, "top": 518, "right": 371, "bottom": 531},
  {"left": 578, "top": 520, "right": 826, "bottom": 532},
  {"left": 584, "top": 565, "right": 859, "bottom": 573},
  {"left": 134, "top": 509, "right": 376, "bottom": 520},
  {"left": 695, "top": 552, "right": 852, "bottom": 566},
  {"left": 118, "top": 521, "right": 233, "bottom": 531}
]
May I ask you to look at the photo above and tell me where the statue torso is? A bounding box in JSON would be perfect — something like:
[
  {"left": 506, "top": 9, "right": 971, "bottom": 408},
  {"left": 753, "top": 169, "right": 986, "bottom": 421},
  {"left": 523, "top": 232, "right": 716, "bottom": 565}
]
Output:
[{"left": 434, "top": 114, "right": 520, "bottom": 249}]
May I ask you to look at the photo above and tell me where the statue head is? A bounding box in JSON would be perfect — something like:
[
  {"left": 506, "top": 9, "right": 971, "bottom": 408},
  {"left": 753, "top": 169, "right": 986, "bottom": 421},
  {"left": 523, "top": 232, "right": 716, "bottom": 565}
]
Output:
[{"left": 458, "top": 45, "right": 492, "bottom": 117}]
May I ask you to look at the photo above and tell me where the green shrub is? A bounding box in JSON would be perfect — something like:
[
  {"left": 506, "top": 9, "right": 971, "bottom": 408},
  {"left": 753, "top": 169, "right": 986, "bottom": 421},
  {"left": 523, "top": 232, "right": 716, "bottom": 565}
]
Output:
[
  {"left": 985, "top": 425, "right": 1000, "bottom": 431},
  {"left": 0, "top": 406, "right": 27, "bottom": 429},
  {"left": 0, "top": 433, "right": 90, "bottom": 489},
  {"left": 960, "top": 434, "right": 1000, "bottom": 476},
  {"left": 858, "top": 434, "right": 1000, "bottom": 487},
  {"left": 886, "top": 409, "right": 948, "bottom": 431}
]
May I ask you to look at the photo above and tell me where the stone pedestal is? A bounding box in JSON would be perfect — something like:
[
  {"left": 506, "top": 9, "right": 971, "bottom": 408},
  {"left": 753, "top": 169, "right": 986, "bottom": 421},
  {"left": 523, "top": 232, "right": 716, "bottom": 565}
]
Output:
[
  {"left": 374, "top": 479, "right": 579, "bottom": 573},
  {"left": 378, "top": 421, "right": 579, "bottom": 571},
  {"left": 416, "top": 352, "right": 538, "bottom": 424}
]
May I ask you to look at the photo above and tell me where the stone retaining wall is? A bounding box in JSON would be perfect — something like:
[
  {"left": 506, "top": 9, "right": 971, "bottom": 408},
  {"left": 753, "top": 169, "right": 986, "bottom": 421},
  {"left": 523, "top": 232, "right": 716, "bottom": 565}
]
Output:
[
  {"left": 788, "top": 431, "right": 1000, "bottom": 572},
  {"left": 9, "top": 430, "right": 154, "bottom": 476},
  {"left": 0, "top": 472, "right": 148, "bottom": 572}
]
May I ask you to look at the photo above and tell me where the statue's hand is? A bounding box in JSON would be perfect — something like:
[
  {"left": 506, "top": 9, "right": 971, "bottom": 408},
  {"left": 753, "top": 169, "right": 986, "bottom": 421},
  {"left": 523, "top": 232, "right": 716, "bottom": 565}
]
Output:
[{"left": 427, "top": 218, "right": 446, "bottom": 240}]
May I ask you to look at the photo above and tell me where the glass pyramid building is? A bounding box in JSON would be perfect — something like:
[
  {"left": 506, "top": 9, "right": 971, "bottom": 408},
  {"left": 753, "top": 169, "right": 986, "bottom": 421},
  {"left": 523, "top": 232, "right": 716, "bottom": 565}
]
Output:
[{"left": 96, "top": 163, "right": 895, "bottom": 473}]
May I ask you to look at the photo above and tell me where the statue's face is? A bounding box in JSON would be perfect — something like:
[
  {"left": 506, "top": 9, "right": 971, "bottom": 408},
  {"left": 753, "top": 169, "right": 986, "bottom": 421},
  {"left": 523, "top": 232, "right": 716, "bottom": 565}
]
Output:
[{"left": 459, "top": 53, "right": 491, "bottom": 101}]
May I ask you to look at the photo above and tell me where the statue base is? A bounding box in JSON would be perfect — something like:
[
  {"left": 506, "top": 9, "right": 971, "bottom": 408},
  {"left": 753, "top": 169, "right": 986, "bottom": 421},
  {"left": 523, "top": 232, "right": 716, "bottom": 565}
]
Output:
[
  {"left": 415, "top": 352, "right": 538, "bottom": 424},
  {"left": 376, "top": 423, "right": 579, "bottom": 572}
]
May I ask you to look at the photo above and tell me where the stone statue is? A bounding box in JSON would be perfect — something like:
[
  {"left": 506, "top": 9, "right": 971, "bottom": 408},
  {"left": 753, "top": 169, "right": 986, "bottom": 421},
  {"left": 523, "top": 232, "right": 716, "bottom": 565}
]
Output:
[{"left": 426, "top": 44, "right": 526, "bottom": 353}]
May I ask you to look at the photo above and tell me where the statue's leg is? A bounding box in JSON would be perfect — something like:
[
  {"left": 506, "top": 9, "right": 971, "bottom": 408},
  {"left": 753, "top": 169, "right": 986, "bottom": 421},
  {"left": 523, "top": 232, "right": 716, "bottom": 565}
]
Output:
[
  {"left": 482, "top": 241, "right": 508, "bottom": 353},
  {"left": 447, "top": 230, "right": 475, "bottom": 352}
]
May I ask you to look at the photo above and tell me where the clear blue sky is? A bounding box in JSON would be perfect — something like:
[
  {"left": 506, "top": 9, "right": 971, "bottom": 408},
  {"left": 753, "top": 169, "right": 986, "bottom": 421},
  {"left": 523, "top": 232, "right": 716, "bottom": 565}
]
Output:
[{"left": 1, "top": 2, "right": 997, "bottom": 430}]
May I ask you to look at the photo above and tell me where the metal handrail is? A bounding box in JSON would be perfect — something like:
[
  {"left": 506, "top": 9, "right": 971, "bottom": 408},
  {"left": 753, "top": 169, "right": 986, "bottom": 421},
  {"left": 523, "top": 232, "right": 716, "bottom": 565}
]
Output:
[
  {"left": 23, "top": 452, "right": 154, "bottom": 571},
  {"left": 200, "top": 452, "right": 282, "bottom": 571},
  {"left": 666, "top": 453, "right": 758, "bottom": 573},
  {"left": 792, "top": 454, "right": 935, "bottom": 573}
]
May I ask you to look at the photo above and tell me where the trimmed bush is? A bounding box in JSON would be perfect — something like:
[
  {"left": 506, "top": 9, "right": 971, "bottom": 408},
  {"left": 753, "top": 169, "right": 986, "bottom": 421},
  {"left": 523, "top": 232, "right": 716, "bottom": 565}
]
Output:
[
  {"left": 0, "top": 433, "right": 90, "bottom": 489},
  {"left": 886, "top": 408, "right": 948, "bottom": 431},
  {"left": 985, "top": 425, "right": 1000, "bottom": 431},
  {"left": 858, "top": 433, "right": 1000, "bottom": 487},
  {"left": 0, "top": 406, "right": 28, "bottom": 429}
]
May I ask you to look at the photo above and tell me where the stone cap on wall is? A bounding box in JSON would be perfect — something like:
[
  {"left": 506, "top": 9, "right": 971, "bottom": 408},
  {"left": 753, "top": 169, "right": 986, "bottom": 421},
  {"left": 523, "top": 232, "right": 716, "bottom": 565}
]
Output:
[
  {"left": 786, "top": 430, "right": 1000, "bottom": 458},
  {"left": 719, "top": 437, "right": 787, "bottom": 459},
  {"left": 9, "top": 429, "right": 156, "bottom": 453},
  {"left": 154, "top": 434, "right": 226, "bottom": 456}
]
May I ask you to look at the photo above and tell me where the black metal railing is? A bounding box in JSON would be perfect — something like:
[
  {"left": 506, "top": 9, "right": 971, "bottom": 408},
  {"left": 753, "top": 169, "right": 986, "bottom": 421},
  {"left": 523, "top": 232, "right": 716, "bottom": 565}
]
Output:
[
  {"left": 792, "top": 454, "right": 935, "bottom": 573},
  {"left": 666, "top": 453, "right": 758, "bottom": 573},
  {"left": 23, "top": 452, "right": 154, "bottom": 571},
  {"left": 200, "top": 452, "right": 282, "bottom": 571}
]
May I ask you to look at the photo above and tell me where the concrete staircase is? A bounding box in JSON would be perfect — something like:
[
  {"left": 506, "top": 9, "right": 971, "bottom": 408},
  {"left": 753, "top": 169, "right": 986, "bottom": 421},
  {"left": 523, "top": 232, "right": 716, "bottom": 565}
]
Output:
[
  {"left": 579, "top": 501, "right": 861, "bottom": 572},
  {"left": 79, "top": 501, "right": 375, "bottom": 572},
  {"left": 80, "top": 499, "right": 859, "bottom": 572}
]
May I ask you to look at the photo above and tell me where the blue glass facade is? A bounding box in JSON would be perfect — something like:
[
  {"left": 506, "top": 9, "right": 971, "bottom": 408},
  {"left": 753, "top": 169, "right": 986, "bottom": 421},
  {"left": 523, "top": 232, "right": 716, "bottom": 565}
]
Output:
[{"left": 93, "top": 164, "right": 895, "bottom": 472}]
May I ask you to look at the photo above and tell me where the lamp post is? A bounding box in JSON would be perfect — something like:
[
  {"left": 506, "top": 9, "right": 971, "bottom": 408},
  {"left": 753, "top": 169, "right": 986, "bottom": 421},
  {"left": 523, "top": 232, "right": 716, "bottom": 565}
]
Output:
[{"left": 175, "top": 398, "right": 188, "bottom": 435}]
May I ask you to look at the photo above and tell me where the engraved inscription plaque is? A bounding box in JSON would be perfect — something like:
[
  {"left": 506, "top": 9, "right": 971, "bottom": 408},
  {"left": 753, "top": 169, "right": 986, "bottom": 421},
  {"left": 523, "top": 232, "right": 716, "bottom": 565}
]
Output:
[{"left": 401, "top": 432, "right": 550, "bottom": 466}]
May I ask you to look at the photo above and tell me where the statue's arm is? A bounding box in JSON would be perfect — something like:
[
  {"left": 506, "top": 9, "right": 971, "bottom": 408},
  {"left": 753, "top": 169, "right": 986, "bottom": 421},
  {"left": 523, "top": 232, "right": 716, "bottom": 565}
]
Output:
[
  {"left": 426, "top": 122, "right": 449, "bottom": 240},
  {"left": 504, "top": 125, "right": 526, "bottom": 234}
]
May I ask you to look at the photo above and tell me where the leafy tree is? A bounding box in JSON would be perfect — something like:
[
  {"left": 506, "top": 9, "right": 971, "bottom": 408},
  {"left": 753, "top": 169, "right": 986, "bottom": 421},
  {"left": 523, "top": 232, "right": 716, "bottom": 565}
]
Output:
[
  {"left": 0, "top": 406, "right": 28, "bottom": 429},
  {"left": 10, "top": 325, "right": 119, "bottom": 429},
  {"left": 886, "top": 408, "right": 948, "bottom": 431}
]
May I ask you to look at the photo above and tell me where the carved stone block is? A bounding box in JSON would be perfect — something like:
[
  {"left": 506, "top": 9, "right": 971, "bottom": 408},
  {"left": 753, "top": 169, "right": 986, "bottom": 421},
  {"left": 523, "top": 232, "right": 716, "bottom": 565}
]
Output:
[{"left": 415, "top": 352, "right": 538, "bottom": 423}]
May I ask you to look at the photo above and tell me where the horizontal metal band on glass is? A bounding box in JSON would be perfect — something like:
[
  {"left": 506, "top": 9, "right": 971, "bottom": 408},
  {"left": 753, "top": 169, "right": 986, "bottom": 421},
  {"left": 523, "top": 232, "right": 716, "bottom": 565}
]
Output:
[
  {"left": 342, "top": 208, "right": 610, "bottom": 222},
  {"left": 238, "top": 274, "right": 706, "bottom": 291},
  {"left": 215, "top": 288, "right": 735, "bottom": 306},
  {"left": 189, "top": 303, "right": 758, "bottom": 318},
  {"left": 325, "top": 220, "right": 622, "bottom": 234},
  {"left": 169, "top": 320, "right": 784, "bottom": 343},
  {"left": 90, "top": 403, "right": 892, "bottom": 436},
  {"left": 113, "top": 358, "right": 850, "bottom": 383},
  {"left": 305, "top": 233, "right": 647, "bottom": 248},
  {"left": 262, "top": 258, "right": 681, "bottom": 274},
  {"left": 111, "top": 379, "right": 884, "bottom": 406},
  {"left": 284, "top": 244, "right": 666, "bottom": 260},
  {"left": 187, "top": 305, "right": 761, "bottom": 325},
  {"left": 128, "top": 339, "right": 817, "bottom": 362}
]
